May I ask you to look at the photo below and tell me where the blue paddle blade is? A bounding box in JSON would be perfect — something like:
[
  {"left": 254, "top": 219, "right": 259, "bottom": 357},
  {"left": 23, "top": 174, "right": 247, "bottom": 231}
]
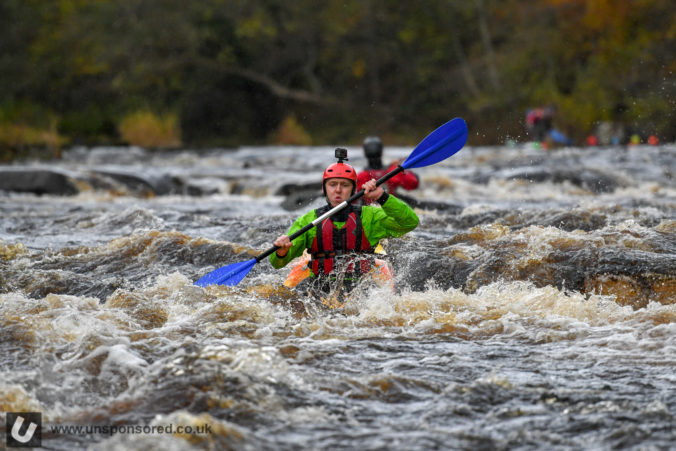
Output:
[
  {"left": 401, "top": 117, "right": 468, "bottom": 170},
  {"left": 195, "top": 258, "right": 257, "bottom": 287}
]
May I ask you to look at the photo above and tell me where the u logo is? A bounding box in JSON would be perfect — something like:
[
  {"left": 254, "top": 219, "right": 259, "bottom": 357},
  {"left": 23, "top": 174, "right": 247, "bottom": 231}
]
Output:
[
  {"left": 11, "top": 416, "right": 37, "bottom": 443},
  {"left": 6, "top": 412, "right": 42, "bottom": 448}
]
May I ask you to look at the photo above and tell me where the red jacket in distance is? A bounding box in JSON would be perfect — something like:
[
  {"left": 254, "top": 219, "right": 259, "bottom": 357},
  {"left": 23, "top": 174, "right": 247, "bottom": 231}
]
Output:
[{"left": 357, "top": 162, "right": 419, "bottom": 204}]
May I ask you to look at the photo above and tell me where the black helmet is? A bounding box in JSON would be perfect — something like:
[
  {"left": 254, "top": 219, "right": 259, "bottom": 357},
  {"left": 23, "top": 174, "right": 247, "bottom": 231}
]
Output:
[{"left": 363, "top": 136, "right": 383, "bottom": 159}]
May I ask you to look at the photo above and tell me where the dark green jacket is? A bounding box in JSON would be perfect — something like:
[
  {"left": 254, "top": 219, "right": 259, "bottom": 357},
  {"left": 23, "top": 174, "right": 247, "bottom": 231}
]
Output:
[{"left": 270, "top": 196, "right": 419, "bottom": 275}]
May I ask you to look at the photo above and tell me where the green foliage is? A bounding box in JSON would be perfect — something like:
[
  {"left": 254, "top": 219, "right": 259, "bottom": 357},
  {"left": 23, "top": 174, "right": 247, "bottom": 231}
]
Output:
[
  {"left": 0, "top": 0, "right": 674, "bottom": 156},
  {"left": 0, "top": 123, "right": 65, "bottom": 160},
  {"left": 0, "top": 101, "right": 65, "bottom": 160}
]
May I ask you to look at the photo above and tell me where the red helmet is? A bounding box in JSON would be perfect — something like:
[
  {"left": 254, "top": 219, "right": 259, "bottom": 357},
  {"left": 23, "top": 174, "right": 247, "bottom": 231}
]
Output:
[
  {"left": 322, "top": 162, "right": 357, "bottom": 195},
  {"left": 323, "top": 162, "right": 357, "bottom": 184}
]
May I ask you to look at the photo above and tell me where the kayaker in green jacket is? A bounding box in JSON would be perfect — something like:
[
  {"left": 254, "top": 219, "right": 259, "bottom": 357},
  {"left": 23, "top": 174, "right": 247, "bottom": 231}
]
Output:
[{"left": 270, "top": 149, "right": 419, "bottom": 303}]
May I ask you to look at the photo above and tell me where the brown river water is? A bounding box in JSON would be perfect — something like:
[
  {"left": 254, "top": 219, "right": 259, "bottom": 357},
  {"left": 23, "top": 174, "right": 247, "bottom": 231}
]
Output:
[{"left": 1, "top": 143, "right": 675, "bottom": 450}]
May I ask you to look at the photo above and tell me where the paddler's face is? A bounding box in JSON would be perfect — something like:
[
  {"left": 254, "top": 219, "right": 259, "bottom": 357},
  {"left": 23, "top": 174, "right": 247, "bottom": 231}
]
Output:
[{"left": 325, "top": 178, "right": 353, "bottom": 206}]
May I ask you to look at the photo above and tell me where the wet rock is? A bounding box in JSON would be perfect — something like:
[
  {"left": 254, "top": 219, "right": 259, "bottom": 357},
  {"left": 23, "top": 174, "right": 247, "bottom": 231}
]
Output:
[
  {"left": 276, "top": 182, "right": 322, "bottom": 211},
  {"left": 280, "top": 189, "right": 320, "bottom": 211},
  {"left": 0, "top": 168, "right": 79, "bottom": 195},
  {"left": 578, "top": 249, "right": 676, "bottom": 308},
  {"left": 462, "top": 247, "right": 516, "bottom": 292},
  {"left": 505, "top": 168, "right": 621, "bottom": 193},
  {"left": 183, "top": 178, "right": 223, "bottom": 196},
  {"left": 393, "top": 245, "right": 475, "bottom": 292},
  {"left": 396, "top": 193, "right": 464, "bottom": 213},
  {"left": 451, "top": 210, "right": 512, "bottom": 229},
  {"left": 591, "top": 248, "right": 676, "bottom": 277},
  {"left": 90, "top": 169, "right": 173, "bottom": 196},
  {"left": 0, "top": 166, "right": 176, "bottom": 197},
  {"left": 275, "top": 182, "right": 322, "bottom": 196}
]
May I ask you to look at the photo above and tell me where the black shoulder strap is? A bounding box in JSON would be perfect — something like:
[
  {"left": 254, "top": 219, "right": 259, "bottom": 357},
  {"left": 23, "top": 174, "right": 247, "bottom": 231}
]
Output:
[
  {"left": 315, "top": 204, "right": 331, "bottom": 217},
  {"left": 353, "top": 208, "right": 363, "bottom": 251}
]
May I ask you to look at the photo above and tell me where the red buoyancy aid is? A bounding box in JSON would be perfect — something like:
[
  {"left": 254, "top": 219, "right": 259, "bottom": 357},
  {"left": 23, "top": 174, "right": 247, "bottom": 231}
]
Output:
[
  {"left": 357, "top": 164, "right": 419, "bottom": 205},
  {"left": 310, "top": 206, "right": 374, "bottom": 276}
]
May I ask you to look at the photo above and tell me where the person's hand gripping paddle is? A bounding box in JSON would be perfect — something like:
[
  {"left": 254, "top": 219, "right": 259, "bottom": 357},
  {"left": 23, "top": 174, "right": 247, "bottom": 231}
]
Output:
[{"left": 195, "top": 117, "right": 468, "bottom": 287}]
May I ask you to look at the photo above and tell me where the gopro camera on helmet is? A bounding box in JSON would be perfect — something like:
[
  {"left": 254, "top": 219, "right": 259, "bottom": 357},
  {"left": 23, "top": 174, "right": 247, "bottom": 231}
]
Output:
[{"left": 334, "top": 147, "right": 348, "bottom": 163}]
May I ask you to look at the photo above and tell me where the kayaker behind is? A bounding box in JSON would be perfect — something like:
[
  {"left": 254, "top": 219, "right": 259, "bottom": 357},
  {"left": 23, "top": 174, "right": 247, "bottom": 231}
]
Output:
[
  {"left": 357, "top": 136, "right": 419, "bottom": 205},
  {"left": 270, "top": 148, "right": 419, "bottom": 307}
]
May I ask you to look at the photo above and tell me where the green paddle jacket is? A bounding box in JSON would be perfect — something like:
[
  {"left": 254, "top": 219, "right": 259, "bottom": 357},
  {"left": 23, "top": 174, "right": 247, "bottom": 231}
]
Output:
[{"left": 270, "top": 195, "right": 419, "bottom": 274}]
